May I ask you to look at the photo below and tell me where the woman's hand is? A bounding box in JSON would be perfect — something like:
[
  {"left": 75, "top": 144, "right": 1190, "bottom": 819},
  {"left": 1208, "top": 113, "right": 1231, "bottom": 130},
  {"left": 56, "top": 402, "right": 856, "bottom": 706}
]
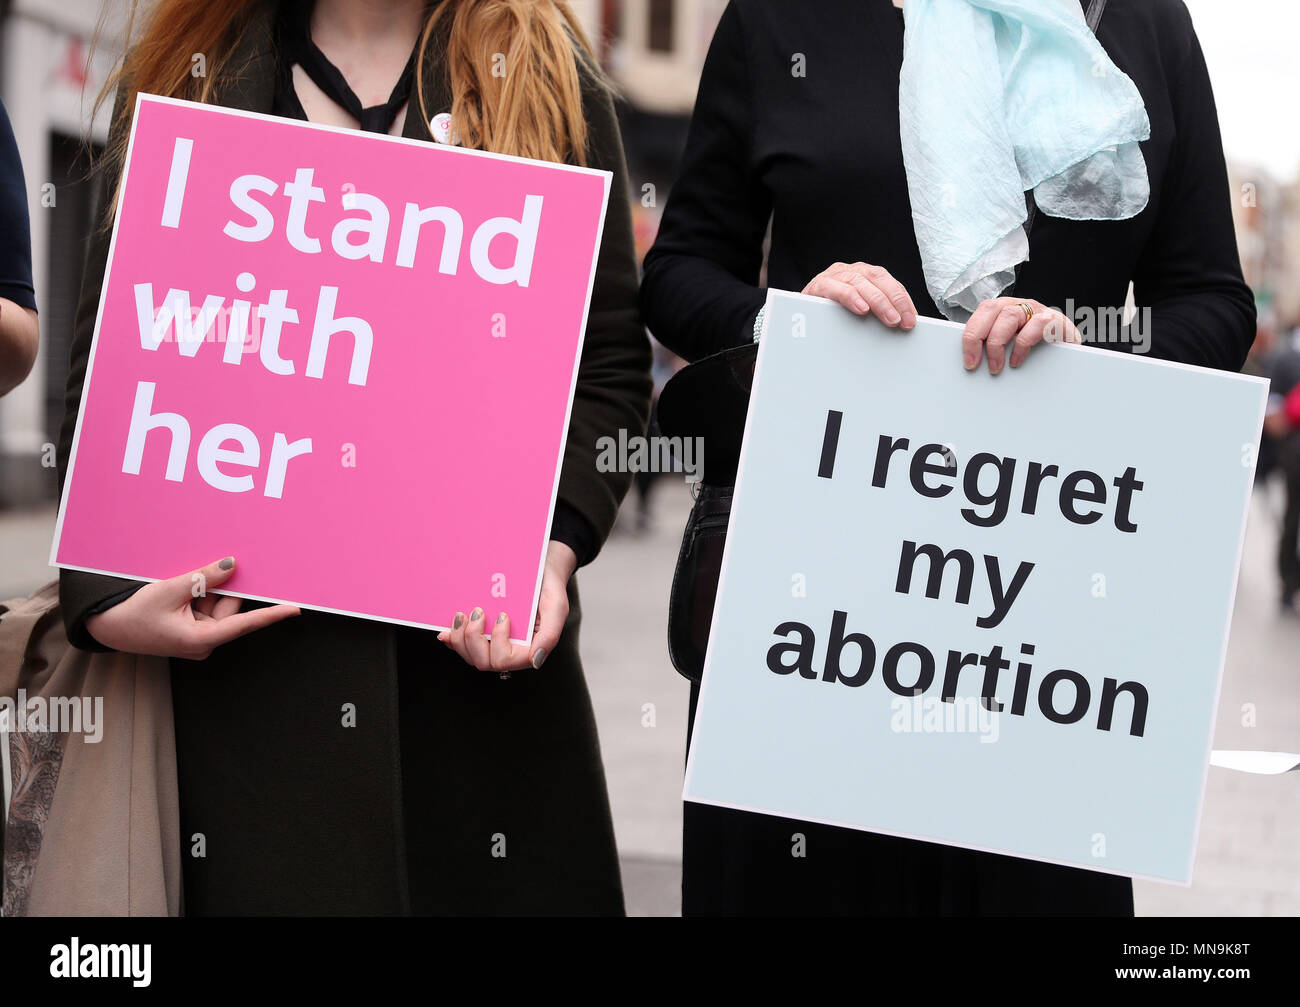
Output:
[
  {"left": 84, "top": 556, "right": 301, "bottom": 659},
  {"left": 962, "top": 296, "right": 1081, "bottom": 374},
  {"left": 439, "top": 540, "right": 577, "bottom": 674},
  {"left": 803, "top": 262, "right": 917, "bottom": 329}
]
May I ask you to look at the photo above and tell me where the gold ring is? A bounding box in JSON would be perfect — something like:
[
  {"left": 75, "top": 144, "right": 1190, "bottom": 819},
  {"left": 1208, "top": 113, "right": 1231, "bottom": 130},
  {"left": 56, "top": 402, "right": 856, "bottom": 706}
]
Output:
[{"left": 1018, "top": 302, "right": 1034, "bottom": 324}]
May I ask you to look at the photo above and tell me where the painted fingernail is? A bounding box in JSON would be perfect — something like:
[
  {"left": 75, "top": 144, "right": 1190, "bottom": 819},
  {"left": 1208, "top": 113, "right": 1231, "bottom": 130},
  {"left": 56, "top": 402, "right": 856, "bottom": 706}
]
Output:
[
  {"left": 219, "top": 557, "right": 234, "bottom": 570},
  {"left": 453, "top": 612, "right": 464, "bottom": 629},
  {"left": 531, "top": 648, "right": 548, "bottom": 669},
  {"left": 470, "top": 607, "right": 483, "bottom": 622},
  {"left": 496, "top": 612, "right": 507, "bottom": 626}
]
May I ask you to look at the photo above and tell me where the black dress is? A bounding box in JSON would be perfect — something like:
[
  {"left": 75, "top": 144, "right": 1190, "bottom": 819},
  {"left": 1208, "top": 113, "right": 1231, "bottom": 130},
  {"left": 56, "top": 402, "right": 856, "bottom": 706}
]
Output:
[{"left": 641, "top": 0, "right": 1254, "bottom": 915}]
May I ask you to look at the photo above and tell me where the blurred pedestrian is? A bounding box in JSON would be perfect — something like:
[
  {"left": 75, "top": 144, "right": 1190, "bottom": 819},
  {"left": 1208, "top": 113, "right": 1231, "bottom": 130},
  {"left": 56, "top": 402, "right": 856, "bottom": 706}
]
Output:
[
  {"left": 1246, "top": 313, "right": 1277, "bottom": 479},
  {"left": 1262, "top": 324, "right": 1300, "bottom": 610}
]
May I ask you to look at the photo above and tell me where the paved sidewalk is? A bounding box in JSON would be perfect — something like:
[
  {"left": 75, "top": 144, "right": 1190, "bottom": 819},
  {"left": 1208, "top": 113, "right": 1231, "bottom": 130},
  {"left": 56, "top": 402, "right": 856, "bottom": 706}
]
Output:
[
  {"left": 1128, "top": 480, "right": 1300, "bottom": 916},
  {"left": 578, "top": 483, "right": 694, "bottom": 916}
]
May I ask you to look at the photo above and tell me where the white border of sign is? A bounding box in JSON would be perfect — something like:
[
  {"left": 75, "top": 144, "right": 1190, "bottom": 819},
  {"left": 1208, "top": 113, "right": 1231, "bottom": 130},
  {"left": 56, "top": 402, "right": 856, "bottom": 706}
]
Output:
[{"left": 49, "top": 93, "right": 613, "bottom": 645}]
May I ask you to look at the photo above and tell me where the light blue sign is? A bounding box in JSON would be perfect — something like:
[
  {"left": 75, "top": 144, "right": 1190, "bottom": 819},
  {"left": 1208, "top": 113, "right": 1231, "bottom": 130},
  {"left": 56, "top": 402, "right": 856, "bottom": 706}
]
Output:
[{"left": 683, "top": 290, "right": 1268, "bottom": 883}]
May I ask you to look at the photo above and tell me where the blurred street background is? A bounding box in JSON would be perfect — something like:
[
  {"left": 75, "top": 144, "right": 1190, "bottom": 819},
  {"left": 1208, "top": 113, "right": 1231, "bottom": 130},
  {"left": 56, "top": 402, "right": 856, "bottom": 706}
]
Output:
[{"left": 2, "top": 0, "right": 1298, "bottom": 916}]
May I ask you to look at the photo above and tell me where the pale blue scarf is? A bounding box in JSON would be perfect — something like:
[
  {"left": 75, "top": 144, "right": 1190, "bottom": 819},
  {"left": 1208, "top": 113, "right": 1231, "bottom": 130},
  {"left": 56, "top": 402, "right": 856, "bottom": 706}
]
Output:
[{"left": 899, "top": 0, "right": 1151, "bottom": 320}]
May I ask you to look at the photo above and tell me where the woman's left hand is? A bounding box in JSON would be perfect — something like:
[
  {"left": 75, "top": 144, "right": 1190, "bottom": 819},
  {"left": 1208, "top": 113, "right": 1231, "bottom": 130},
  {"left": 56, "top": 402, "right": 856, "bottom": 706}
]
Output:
[
  {"left": 438, "top": 540, "right": 577, "bottom": 673},
  {"left": 962, "top": 297, "right": 1081, "bottom": 374}
]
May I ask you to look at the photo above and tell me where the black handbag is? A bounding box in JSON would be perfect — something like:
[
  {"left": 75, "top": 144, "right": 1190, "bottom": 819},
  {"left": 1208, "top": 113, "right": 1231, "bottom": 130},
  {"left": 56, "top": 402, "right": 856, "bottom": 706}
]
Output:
[
  {"left": 660, "top": 341, "right": 756, "bottom": 680},
  {"left": 658, "top": 0, "right": 1111, "bottom": 685}
]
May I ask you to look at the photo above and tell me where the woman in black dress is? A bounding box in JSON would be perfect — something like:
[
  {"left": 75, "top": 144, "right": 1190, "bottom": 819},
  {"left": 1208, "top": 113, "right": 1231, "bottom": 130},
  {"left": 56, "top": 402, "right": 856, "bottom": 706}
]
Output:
[
  {"left": 640, "top": 0, "right": 1254, "bottom": 915},
  {"left": 60, "top": 0, "right": 650, "bottom": 915}
]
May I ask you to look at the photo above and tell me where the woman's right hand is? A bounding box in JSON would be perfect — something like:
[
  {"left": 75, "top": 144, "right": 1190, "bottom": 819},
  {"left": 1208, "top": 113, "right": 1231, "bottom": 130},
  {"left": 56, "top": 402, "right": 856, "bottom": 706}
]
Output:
[
  {"left": 84, "top": 556, "right": 300, "bottom": 659},
  {"left": 802, "top": 261, "right": 917, "bottom": 329}
]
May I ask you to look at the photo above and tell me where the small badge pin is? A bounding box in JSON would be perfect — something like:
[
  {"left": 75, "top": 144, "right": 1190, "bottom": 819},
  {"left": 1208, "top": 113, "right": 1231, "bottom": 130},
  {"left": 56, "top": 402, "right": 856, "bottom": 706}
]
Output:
[{"left": 429, "top": 112, "right": 457, "bottom": 145}]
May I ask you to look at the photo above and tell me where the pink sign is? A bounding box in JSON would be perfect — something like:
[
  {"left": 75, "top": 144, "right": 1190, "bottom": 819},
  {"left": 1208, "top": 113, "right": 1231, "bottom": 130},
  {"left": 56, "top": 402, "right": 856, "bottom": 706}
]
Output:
[{"left": 52, "top": 94, "right": 611, "bottom": 642}]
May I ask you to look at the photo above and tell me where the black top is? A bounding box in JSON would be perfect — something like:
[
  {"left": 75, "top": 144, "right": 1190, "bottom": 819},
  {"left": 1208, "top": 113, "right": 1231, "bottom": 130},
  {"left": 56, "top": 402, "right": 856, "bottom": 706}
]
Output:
[
  {"left": 272, "top": 0, "right": 417, "bottom": 133},
  {"left": 640, "top": 0, "right": 1255, "bottom": 370},
  {"left": 0, "top": 97, "right": 36, "bottom": 311}
]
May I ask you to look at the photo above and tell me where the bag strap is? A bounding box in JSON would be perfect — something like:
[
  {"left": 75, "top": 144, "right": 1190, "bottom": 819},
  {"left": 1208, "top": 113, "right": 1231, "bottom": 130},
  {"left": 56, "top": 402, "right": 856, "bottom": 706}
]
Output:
[
  {"left": 1012, "top": 0, "right": 1108, "bottom": 291},
  {"left": 1086, "top": 0, "right": 1110, "bottom": 33}
]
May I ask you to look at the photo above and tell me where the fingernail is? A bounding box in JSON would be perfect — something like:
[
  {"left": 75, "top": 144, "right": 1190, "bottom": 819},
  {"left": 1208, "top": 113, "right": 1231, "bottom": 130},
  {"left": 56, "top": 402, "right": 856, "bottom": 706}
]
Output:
[
  {"left": 496, "top": 612, "right": 507, "bottom": 626},
  {"left": 219, "top": 557, "right": 234, "bottom": 570},
  {"left": 886, "top": 308, "right": 901, "bottom": 324},
  {"left": 854, "top": 297, "right": 869, "bottom": 313},
  {"left": 902, "top": 311, "right": 916, "bottom": 329},
  {"left": 470, "top": 607, "right": 483, "bottom": 622},
  {"left": 531, "top": 648, "right": 548, "bottom": 669},
  {"left": 453, "top": 612, "right": 464, "bottom": 629},
  {"left": 964, "top": 353, "right": 977, "bottom": 369}
]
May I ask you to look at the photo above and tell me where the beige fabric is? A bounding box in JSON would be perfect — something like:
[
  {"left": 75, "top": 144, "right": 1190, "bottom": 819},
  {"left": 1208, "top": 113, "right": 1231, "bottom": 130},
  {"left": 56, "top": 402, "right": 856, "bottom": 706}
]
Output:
[{"left": 0, "top": 581, "right": 180, "bottom": 916}]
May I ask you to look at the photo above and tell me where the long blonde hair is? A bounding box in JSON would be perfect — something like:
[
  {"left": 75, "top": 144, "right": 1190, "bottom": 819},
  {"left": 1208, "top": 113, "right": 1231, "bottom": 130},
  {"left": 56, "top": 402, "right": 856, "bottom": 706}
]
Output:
[{"left": 94, "top": 0, "right": 598, "bottom": 180}]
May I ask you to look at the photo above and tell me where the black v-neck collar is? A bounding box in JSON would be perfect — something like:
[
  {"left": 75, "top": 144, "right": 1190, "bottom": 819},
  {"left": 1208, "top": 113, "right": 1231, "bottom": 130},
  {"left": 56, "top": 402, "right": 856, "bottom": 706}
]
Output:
[{"left": 276, "top": 0, "right": 418, "bottom": 134}]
